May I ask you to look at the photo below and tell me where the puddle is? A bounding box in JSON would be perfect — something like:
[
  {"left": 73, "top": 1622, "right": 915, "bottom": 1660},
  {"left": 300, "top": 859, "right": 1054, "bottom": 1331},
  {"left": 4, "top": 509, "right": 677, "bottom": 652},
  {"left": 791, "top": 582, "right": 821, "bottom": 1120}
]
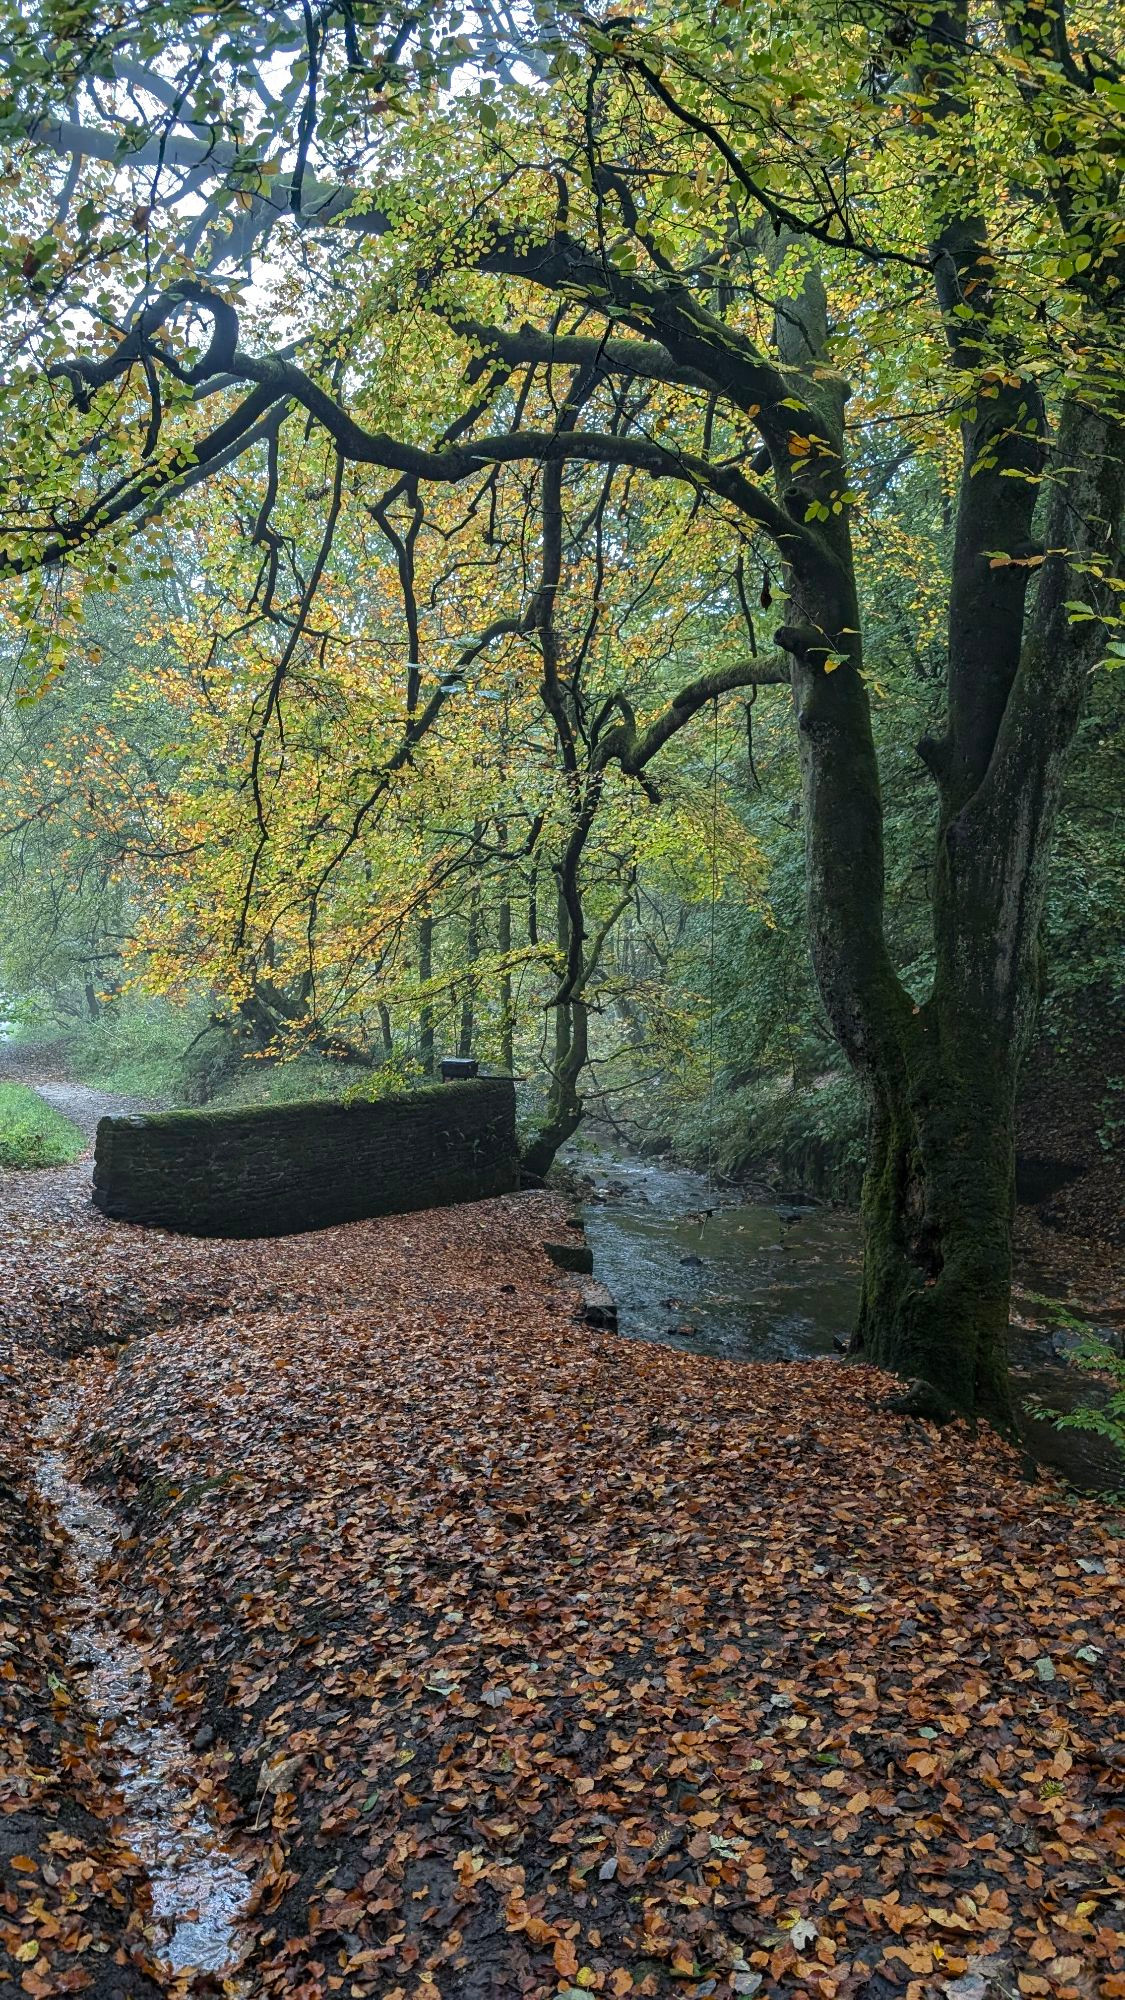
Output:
[{"left": 36, "top": 1382, "right": 253, "bottom": 1980}]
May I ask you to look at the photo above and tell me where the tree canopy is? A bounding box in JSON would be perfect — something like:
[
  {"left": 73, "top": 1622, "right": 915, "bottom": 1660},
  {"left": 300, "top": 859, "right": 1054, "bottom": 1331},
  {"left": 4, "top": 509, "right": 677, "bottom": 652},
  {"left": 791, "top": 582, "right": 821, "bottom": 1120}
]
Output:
[{"left": 0, "top": 0, "right": 1122, "bottom": 1415}]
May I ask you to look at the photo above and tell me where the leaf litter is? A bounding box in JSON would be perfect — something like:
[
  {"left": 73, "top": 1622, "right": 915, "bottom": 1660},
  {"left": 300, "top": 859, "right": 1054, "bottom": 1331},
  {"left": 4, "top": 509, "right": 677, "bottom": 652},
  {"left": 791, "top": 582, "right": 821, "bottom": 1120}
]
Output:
[{"left": 1, "top": 1168, "right": 1122, "bottom": 2000}]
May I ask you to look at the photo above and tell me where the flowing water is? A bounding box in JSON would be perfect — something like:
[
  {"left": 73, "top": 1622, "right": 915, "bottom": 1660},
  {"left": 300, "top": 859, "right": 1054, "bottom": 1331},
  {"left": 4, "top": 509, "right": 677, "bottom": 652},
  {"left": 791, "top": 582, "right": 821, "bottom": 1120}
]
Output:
[
  {"left": 575, "top": 1144, "right": 1124, "bottom": 1491},
  {"left": 36, "top": 1384, "right": 253, "bottom": 1981},
  {"left": 579, "top": 1151, "right": 861, "bottom": 1361}
]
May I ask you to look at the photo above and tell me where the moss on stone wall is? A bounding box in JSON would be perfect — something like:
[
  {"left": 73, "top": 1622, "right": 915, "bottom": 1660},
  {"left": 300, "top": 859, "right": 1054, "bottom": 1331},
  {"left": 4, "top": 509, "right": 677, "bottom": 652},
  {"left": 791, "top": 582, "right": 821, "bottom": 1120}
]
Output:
[{"left": 92, "top": 1077, "right": 519, "bottom": 1237}]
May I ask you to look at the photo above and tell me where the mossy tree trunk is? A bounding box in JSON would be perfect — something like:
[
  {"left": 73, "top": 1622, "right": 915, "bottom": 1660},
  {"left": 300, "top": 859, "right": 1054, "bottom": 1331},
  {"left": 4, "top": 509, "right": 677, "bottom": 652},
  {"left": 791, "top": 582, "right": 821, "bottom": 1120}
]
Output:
[
  {"left": 854, "top": 1005, "right": 1018, "bottom": 1422},
  {"left": 751, "top": 158, "right": 1123, "bottom": 1418},
  {"left": 797, "top": 391, "right": 1123, "bottom": 1423}
]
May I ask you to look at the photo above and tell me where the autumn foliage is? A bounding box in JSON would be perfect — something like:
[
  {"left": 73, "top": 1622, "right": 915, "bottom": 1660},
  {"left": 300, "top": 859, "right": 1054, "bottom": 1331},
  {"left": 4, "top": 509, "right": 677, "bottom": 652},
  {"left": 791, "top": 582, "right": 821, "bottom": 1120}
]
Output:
[{"left": 3, "top": 1168, "right": 1122, "bottom": 1999}]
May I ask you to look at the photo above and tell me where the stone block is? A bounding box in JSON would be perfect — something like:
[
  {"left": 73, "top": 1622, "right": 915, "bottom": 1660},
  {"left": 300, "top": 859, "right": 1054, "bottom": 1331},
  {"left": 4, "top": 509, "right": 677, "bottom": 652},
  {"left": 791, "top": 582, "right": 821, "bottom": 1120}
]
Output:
[{"left": 544, "top": 1239, "right": 594, "bottom": 1274}]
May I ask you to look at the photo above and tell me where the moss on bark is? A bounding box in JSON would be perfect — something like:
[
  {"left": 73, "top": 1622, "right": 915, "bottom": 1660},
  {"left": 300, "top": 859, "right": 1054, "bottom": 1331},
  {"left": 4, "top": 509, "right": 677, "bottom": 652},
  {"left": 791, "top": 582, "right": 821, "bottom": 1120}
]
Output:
[{"left": 852, "top": 1003, "right": 1016, "bottom": 1425}]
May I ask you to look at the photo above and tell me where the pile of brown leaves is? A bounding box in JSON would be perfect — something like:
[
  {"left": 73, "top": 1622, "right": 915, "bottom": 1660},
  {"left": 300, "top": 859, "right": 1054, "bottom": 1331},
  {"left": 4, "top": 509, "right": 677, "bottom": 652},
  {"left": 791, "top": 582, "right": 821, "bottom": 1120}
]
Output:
[
  {"left": 3, "top": 1174, "right": 1122, "bottom": 2000},
  {"left": 0, "top": 1163, "right": 385, "bottom": 1358}
]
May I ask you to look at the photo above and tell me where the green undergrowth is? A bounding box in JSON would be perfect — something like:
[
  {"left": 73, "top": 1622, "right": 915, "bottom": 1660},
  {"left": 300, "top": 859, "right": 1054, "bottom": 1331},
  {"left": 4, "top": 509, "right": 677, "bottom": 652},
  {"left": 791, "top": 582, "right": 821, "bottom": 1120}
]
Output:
[
  {"left": 31, "top": 997, "right": 213, "bottom": 1101},
  {"left": 12, "top": 997, "right": 375, "bottom": 1108},
  {"left": 229, "top": 1050, "right": 417, "bottom": 1106},
  {"left": 668, "top": 1064, "right": 866, "bottom": 1199},
  {"left": 1029, "top": 1294, "right": 1125, "bottom": 1490},
  {"left": 0, "top": 1083, "right": 85, "bottom": 1168}
]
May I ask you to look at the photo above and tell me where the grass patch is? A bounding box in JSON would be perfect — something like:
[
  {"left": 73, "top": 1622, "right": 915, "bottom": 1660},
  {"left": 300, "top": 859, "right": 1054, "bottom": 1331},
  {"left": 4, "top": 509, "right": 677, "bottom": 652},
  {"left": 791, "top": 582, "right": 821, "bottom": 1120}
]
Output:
[
  {"left": 11, "top": 996, "right": 376, "bottom": 1108},
  {"left": 0, "top": 1082, "right": 86, "bottom": 1168}
]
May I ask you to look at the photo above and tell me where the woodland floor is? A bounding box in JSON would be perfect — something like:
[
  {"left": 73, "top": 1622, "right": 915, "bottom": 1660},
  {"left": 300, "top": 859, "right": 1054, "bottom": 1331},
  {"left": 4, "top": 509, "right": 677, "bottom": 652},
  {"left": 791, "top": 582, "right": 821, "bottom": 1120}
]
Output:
[{"left": 1, "top": 1101, "right": 1123, "bottom": 2000}]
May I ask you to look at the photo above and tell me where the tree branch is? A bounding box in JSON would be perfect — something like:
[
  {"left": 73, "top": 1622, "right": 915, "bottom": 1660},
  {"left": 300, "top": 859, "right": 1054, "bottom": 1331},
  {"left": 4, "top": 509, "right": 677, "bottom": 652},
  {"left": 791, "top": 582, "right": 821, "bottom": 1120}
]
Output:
[
  {"left": 596, "top": 654, "right": 789, "bottom": 775},
  {"left": 450, "top": 317, "right": 721, "bottom": 398}
]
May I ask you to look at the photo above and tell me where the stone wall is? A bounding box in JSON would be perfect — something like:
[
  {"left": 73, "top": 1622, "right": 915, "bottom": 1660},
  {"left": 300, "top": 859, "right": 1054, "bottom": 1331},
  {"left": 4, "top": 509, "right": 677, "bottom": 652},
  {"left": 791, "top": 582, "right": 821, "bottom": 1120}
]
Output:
[{"left": 92, "top": 1078, "right": 519, "bottom": 1237}]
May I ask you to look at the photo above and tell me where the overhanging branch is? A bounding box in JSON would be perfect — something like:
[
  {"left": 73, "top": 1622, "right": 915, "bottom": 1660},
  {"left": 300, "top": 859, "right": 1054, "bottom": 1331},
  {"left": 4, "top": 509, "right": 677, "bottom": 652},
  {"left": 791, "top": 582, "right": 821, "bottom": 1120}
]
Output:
[{"left": 597, "top": 653, "right": 789, "bottom": 775}]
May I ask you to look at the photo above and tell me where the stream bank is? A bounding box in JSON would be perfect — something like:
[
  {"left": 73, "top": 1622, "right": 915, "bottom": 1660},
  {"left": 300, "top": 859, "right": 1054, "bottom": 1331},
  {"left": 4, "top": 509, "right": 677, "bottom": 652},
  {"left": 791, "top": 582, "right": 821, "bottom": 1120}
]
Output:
[{"left": 569, "top": 1141, "right": 1125, "bottom": 1494}]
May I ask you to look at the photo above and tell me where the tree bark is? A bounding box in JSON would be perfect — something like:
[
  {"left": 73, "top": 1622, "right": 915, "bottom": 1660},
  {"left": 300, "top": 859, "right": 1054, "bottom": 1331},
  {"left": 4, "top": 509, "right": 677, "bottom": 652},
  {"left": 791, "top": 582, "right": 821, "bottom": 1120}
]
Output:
[
  {"left": 852, "top": 1002, "right": 1016, "bottom": 1422},
  {"left": 457, "top": 828, "right": 482, "bottom": 1060},
  {"left": 417, "top": 912, "right": 434, "bottom": 1076},
  {"left": 497, "top": 877, "right": 514, "bottom": 1074},
  {"left": 377, "top": 1001, "right": 393, "bottom": 1059},
  {"left": 845, "top": 395, "right": 1122, "bottom": 1421},
  {"left": 520, "top": 878, "right": 588, "bottom": 1180}
]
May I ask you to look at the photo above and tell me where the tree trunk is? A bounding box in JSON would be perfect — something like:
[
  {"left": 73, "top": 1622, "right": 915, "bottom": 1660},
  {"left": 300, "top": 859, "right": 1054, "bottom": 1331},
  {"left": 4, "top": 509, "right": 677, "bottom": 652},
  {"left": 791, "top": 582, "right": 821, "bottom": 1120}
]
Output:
[
  {"left": 520, "top": 879, "right": 587, "bottom": 1179},
  {"left": 749, "top": 162, "right": 1122, "bottom": 1423},
  {"left": 418, "top": 912, "right": 434, "bottom": 1076},
  {"left": 519, "top": 997, "right": 586, "bottom": 1179},
  {"left": 458, "top": 829, "right": 482, "bottom": 1059},
  {"left": 377, "top": 1001, "right": 393, "bottom": 1059},
  {"left": 498, "top": 889, "right": 514, "bottom": 1073},
  {"left": 852, "top": 1000, "right": 1016, "bottom": 1423},
  {"left": 838, "top": 398, "right": 1120, "bottom": 1422}
]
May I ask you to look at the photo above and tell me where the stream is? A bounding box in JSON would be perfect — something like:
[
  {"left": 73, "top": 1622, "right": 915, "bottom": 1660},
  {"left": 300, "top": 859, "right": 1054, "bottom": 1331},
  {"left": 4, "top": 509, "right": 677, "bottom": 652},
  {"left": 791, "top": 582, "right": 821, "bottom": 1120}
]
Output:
[
  {"left": 575, "top": 1143, "right": 1124, "bottom": 1492},
  {"left": 36, "top": 1383, "right": 254, "bottom": 1982},
  {"left": 579, "top": 1151, "right": 860, "bottom": 1362}
]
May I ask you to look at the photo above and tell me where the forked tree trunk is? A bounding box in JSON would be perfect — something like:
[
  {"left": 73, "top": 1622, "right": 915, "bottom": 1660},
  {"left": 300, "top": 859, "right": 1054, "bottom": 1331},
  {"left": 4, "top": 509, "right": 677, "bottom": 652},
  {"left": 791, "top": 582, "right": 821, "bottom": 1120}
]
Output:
[
  {"left": 744, "top": 108, "right": 1123, "bottom": 1419},
  {"left": 828, "top": 397, "right": 1120, "bottom": 1422}
]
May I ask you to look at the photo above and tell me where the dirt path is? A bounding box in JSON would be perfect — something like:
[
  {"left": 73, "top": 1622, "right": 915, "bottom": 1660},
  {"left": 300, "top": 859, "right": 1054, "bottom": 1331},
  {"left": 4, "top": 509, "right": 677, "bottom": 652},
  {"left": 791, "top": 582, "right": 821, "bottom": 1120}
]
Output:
[{"left": 0, "top": 1039, "right": 159, "bottom": 1148}]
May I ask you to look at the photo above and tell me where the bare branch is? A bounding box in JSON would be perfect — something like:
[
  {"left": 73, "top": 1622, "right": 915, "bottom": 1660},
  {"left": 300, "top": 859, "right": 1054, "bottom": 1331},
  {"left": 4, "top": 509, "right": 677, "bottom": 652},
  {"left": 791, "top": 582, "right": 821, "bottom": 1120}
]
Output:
[{"left": 597, "top": 653, "right": 789, "bottom": 775}]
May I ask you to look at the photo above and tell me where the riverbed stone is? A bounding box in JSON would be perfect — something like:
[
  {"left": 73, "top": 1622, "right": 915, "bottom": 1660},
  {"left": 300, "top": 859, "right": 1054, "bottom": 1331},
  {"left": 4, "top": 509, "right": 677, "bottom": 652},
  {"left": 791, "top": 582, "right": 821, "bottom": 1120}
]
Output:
[
  {"left": 544, "top": 1239, "right": 594, "bottom": 1274},
  {"left": 578, "top": 1278, "right": 618, "bottom": 1331}
]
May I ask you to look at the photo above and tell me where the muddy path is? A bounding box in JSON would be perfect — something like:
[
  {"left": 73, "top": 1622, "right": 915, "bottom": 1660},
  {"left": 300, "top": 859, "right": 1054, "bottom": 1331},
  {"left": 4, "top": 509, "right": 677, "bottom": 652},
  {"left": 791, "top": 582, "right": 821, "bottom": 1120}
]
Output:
[{"left": 36, "top": 1383, "right": 256, "bottom": 1983}]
